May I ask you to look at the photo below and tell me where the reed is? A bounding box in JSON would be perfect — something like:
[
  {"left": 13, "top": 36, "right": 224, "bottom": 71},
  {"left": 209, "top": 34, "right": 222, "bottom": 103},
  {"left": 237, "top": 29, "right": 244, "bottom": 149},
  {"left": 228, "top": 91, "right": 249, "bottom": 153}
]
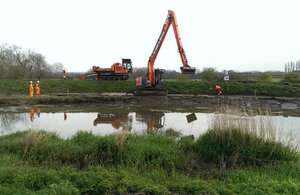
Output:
[{"left": 194, "top": 107, "right": 297, "bottom": 168}]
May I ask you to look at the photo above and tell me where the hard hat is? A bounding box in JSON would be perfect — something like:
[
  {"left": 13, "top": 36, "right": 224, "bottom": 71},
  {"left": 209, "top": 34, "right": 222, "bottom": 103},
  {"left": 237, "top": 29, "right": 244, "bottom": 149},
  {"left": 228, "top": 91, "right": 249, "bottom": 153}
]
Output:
[
  {"left": 30, "top": 81, "right": 32, "bottom": 83},
  {"left": 37, "top": 80, "right": 39, "bottom": 83}
]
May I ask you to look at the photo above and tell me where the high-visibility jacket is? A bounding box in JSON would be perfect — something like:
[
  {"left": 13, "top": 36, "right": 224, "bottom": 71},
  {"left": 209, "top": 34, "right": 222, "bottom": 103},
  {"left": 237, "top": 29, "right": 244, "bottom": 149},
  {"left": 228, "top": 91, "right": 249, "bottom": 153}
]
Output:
[
  {"left": 35, "top": 83, "right": 40, "bottom": 95},
  {"left": 29, "top": 84, "right": 34, "bottom": 97}
]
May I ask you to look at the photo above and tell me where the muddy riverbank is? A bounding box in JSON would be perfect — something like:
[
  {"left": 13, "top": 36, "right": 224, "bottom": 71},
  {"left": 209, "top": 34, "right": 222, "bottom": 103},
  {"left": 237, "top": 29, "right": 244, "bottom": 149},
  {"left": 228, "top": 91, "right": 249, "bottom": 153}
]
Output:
[
  {"left": 0, "top": 93, "right": 299, "bottom": 112},
  {"left": 168, "top": 94, "right": 300, "bottom": 110}
]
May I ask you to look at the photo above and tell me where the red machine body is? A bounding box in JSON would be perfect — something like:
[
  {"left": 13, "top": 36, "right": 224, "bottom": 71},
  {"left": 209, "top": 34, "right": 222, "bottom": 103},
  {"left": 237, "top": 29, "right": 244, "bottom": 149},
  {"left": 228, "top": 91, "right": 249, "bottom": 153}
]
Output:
[{"left": 92, "top": 58, "right": 132, "bottom": 80}]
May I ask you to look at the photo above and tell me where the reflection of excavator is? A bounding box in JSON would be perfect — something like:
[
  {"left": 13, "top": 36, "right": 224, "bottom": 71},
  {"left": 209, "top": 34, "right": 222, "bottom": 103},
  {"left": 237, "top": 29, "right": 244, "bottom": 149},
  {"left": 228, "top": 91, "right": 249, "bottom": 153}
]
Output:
[
  {"left": 136, "top": 111, "right": 165, "bottom": 133},
  {"left": 93, "top": 113, "right": 130, "bottom": 130},
  {"left": 93, "top": 110, "right": 165, "bottom": 133},
  {"left": 136, "top": 10, "right": 196, "bottom": 89}
]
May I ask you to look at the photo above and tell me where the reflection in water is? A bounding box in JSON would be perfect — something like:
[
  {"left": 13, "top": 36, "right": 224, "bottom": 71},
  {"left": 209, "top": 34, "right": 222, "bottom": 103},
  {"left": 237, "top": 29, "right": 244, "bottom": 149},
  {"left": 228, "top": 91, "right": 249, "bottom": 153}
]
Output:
[
  {"left": 64, "top": 112, "right": 67, "bottom": 120},
  {"left": 0, "top": 113, "right": 27, "bottom": 133},
  {"left": 93, "top": 113, "right": 131, "bottom": 131},
  {"left": 30, "top": 108, "right": 41, "bottom": 122},
  {"left": 186, "top": 112, "right": 197, "bottom": 123},
  {"left": 135, "top": 111, "right": 165, "bottom": 133},
  {"left": 92, "top": 111, "right": 166, "bottom": 133},
  {"left": 0, "top": 106, "right": 299, "bottom": 143},
  {"left": 30, "top": 109, "right": 34, "bottom": 122},
  {"left": 37, "top": 109, "right": 40, "bottom": 118}
]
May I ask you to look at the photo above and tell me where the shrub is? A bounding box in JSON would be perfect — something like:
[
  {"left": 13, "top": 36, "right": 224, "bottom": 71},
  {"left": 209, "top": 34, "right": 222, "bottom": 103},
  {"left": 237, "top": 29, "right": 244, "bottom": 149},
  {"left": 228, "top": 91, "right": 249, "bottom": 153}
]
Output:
[
  {"left": 200, "top": 67, "right": 218, "bottom": 82},
  {"left": 255, "top": 72, "right": 272, "bottom": 83},
  {"left": 283, "top": 72, "right": 300, "bottom": 83}
]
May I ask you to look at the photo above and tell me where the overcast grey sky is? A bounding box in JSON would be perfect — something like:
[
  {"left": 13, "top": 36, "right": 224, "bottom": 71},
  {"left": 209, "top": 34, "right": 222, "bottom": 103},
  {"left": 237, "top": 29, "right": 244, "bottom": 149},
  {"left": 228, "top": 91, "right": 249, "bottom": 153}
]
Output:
[{"left": 1, "top": 0, "right": 300, "bottom": 72}]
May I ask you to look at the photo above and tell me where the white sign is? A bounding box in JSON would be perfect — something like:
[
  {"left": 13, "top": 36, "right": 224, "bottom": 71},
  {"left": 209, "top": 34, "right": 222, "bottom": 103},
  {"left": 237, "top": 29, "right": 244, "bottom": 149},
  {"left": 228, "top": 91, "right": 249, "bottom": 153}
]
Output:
[{"left": 224, "top": 75, "right": 230, "bottom": 81}]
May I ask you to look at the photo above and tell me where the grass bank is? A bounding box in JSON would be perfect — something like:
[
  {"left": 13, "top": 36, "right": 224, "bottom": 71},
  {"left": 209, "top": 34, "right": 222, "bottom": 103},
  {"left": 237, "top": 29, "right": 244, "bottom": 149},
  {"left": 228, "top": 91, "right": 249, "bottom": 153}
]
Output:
[
  {"left": 0, "top": 126, "right": 299, "bottom": 194},
  {"left": 0, "top": 79, "right": 299, "bottom": 97}
]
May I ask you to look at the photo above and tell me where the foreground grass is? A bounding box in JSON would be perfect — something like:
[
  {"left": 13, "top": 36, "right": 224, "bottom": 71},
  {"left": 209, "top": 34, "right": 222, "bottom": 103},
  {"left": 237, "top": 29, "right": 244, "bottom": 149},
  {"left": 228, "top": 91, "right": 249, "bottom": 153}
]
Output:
[
  {"left": 0, "top": 79, "right": 299, "bottom": 97},
  {"left": 0, "top": 129, "right": 299, "bottom": 194}
]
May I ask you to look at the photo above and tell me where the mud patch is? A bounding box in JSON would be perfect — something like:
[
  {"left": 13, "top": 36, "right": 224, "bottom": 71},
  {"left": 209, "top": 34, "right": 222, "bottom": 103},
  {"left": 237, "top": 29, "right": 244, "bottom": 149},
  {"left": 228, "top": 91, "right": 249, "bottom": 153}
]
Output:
[{"left": 281, "top": 103, "right": 298, "bottom": 110}]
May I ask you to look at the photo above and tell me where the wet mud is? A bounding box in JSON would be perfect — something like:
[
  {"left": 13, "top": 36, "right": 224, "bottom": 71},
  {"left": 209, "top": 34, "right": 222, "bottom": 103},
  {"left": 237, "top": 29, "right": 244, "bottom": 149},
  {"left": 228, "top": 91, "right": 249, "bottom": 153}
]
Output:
[{"left": 0, "top": 93, "right": 299, "bottom": 114}]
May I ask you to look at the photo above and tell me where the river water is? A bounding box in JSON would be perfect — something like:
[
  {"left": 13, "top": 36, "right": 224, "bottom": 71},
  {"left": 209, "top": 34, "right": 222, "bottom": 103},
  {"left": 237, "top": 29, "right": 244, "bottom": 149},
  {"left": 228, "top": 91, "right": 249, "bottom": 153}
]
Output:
[{"left": 0, "top": 105, "right": 299, "bottom": 144}]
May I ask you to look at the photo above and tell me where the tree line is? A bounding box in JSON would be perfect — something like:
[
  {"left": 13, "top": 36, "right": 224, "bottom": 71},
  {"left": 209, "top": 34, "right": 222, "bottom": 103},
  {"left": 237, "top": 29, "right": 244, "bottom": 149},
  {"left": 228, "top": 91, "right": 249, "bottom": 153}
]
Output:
[
  {"left": 131, "top": 67, "right": 257, "bottom": 82},
  {"left": 131, "top": 67, "right": 300, "bottom": 83},
  {"left": 0, "top": 43, "right": 65, "bottom": 80}
]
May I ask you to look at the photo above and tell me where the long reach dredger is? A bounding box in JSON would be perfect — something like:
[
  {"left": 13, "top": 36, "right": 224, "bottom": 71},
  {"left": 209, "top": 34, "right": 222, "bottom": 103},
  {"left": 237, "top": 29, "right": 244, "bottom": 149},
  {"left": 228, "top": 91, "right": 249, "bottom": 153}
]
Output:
[{"left": 135, "top": 10, "right": 196, "bottom": 95}]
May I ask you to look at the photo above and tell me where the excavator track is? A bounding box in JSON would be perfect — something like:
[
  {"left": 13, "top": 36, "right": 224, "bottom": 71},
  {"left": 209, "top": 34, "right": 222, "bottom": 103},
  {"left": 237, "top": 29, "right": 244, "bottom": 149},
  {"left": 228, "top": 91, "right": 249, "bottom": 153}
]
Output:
[
  {"left": 134, "top": 88, "right": 168, "bottom": 96},
  {"left": 98, "top": 75, "right": 129, "bottom": 80}
]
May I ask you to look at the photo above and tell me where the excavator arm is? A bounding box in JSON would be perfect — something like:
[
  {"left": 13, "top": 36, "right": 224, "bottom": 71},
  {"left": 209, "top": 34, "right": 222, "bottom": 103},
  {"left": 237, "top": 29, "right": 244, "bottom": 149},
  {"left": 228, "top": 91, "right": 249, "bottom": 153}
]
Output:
[{"left": 148, "top": 10, "right": 196, "bottom": 86}]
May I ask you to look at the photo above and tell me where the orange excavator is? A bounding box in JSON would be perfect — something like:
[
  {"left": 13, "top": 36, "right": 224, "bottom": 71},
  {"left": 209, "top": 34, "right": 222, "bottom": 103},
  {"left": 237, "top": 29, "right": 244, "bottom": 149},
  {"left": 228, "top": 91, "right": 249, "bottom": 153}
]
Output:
[
  {"left": 92, "top": 58, "right": 133, "bottom": 80},
  {"left": 136, "top": 10, "right": 196, "bottom": 88}
]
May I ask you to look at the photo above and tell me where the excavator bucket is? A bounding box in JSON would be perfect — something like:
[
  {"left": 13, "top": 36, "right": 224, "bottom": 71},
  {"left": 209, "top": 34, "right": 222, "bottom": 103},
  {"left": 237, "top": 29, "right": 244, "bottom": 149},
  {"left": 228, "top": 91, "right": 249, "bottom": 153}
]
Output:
[{"left": 180, "top": 66, "right": 196, "bottom": 74}]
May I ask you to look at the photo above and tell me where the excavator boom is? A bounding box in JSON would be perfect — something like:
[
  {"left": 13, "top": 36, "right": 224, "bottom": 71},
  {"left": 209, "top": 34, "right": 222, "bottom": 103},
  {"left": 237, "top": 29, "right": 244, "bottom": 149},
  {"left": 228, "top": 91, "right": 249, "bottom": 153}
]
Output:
[{"left": 147, "top": 10, "right": 196, "bottom": 86}]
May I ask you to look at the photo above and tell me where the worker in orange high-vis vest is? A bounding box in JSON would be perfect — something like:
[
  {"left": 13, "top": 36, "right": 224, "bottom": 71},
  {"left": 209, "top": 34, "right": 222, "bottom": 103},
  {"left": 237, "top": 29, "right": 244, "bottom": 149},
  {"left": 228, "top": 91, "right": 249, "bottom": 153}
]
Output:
[
  {"left": 35, "top": 80, "right": 40, "bottom": 95},
  {"left": 216, "top": 85, "right": 222, "bottom": 96},
  {"left": 63, "top": 69, "right": 67, "bottom": 79},
  {"left": 29, "top": 81, "right": 34, "bottom": 97}
]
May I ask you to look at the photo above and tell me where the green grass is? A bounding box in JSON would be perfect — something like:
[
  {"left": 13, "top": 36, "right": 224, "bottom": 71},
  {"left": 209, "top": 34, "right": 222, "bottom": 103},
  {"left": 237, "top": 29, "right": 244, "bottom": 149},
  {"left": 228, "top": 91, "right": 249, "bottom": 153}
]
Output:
[
  {"left": 0, "top": 129, "right": 299, "bottom": 194},
  {"left": 0, "top": 79, "right": 299, "bottom": 97},
  {"left": 194, "top": 128, "right": 295, "bottom": 167},
  {"left": 272, "top": 78, "right": 282, "bottom": 82},
  {"left": 0, "top": 79, "right": 136, "bottom": 95}
]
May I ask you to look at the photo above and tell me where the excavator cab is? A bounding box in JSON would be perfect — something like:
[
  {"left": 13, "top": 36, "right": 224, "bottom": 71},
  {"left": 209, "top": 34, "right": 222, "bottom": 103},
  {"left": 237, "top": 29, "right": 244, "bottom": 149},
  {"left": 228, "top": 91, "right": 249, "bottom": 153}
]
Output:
[
  {"left": 122, "top": 58, "right": 133, "bottom": 74},
  {"left": 155, "top": 69, "right": 165, "bottom": 86}
]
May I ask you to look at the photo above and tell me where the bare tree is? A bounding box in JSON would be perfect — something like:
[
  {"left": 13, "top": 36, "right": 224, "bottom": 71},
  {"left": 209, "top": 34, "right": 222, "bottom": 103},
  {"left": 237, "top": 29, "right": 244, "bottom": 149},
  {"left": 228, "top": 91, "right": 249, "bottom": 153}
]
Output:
[
  {"left": 131, "top": 67, "right": 147, "bottom": 79},
  {"left": 50, "top": 62, "right": 65, "bottom": 78},
  {"left": 0, "top": 43, "right": 65, "bottom": 79},
  {"left": 28, "top": 52, "right": 50, "bottom": 79}
]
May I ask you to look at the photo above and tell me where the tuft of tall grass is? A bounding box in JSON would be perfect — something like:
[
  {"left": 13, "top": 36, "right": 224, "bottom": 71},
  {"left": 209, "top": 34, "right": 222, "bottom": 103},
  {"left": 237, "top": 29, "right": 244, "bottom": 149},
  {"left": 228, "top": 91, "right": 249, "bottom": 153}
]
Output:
[
  {"left": 22, "top": 130, "right": 50, "bottom": 158},
  {"left": 210, "top": 108, "right": 278, "bottom": 142},
  {"left": 0, "top": 121, "right": 297, "bottom": 172},
  {"left": 194, "top": 107, "right": 297, "bottom": 168},
  {"left": 0, "top": 131, "right": 178, "bottom": 170},
  {"left": 114, "top": 131, "right": 130, "bottom": 149}
]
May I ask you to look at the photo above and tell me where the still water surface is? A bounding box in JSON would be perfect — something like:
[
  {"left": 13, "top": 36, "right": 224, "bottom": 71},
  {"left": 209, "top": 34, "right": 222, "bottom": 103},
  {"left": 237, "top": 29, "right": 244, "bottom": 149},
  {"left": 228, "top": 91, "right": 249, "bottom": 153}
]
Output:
[{"left": 0, "top": 106, "right": 299, "bottom": 141}]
